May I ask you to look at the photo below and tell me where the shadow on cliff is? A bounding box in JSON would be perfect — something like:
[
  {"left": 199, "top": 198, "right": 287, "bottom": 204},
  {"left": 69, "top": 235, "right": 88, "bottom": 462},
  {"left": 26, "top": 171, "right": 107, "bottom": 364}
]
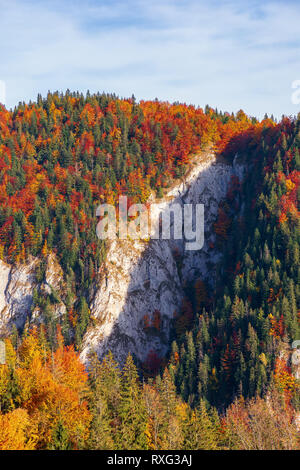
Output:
[{"left": 85, "top": 154, "right": 237, "bottom": 370}]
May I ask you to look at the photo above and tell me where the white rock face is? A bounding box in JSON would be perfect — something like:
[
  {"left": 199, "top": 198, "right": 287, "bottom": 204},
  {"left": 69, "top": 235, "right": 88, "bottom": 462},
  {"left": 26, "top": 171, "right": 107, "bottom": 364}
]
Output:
[
  {"left": 81, "top": 152, "right": 245, "bottom": 364},
  {"left": 0, "top": 260, "right": 10, "bottom": 317},
  {"left": 31, "top": 253, "right": 67, "bottom": 324},
  {"left": 44, "top": 253, "right": 65, "bottom": 295},
  {"left": 0, "top": 151, "right": 245, "bottom": 365},
  {"left": 180, "top": 155, "right": 244, "bottom": 286},
  {"left": 0, "top": 254, "right": 66, "bottom": 335},
  {"left": 81, "top": 239, "right": 182, "bottom": 364},
  {"left": 0, "top": 258, "right": 39, "bottom": 334}
]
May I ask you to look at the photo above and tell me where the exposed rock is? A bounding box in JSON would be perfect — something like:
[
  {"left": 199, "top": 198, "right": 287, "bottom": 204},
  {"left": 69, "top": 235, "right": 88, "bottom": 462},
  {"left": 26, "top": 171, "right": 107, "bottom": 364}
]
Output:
[
  {"left": 81, "top": 152, "right": 245, "bottom": 365},
  {"left": 0, "top": 260, "right": 10, "bottom": 319},
  {"left": 0, "top": 257, "right": 39, "bottom": 334},
  {"left": 292, "top": 349, "right": 300, "bottom": 380},
  {"left": 0, "top": 151, "right": 245, "bottom": 365},
  {"left": 44, "top": 252, "right": 66, "bottom": 295},
  {"left": 0, "top": 254, "right": 66, "bottom": 335},
  {"left": 173, "top": 153, "right": 244, "bottom": 286},
  {"left": 81, "top": 238, "right": 182, "bottom": 364}
]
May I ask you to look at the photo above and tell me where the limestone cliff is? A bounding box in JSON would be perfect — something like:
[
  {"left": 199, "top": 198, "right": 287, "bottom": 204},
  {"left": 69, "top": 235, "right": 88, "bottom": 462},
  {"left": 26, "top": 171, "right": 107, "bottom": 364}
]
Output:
[
  {"left": 80, "top": 152, "right": 245, "bottom": 364},
  {"left": 0, "top": 151, "right": 245, "bottom": 365},
  {"left": 0, "top": 253, "right": 66, "bottom": 335}
]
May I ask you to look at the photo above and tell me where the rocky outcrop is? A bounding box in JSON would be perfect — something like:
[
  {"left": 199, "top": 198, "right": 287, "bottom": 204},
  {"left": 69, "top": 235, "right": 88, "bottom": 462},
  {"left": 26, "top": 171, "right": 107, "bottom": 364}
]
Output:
[
  {"left": 0, "top": 151, "right": 245, "bottom": 365},
  {"left": 0, "top": 253, "right": 66, "bottom": 335},
  {"left": 0, "top": 257, "right": 39, "bottom": 334},
  {"left": 81, "top": 151, "right": 245, "bottom": 364},
  {"left": 168, "top": 152, "right": 244, "bottom": 287},
  {"left": 31, "top": 253, "right": 67, "bottom": 325},
  {"left": 80, "top": 238, "right": 182, "bottom": 364}
]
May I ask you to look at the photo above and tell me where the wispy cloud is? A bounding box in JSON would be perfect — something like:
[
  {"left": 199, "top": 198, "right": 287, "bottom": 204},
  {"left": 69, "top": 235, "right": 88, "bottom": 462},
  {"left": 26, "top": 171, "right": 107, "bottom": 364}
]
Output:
[{"left": 0, "top": 0, "right": 299, "bottom": 118}]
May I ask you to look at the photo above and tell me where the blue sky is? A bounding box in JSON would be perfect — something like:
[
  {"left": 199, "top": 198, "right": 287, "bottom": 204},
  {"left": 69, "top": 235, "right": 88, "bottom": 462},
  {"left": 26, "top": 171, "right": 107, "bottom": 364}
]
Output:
[{"left": 0, "top": 0, "right": 299, "bottom": 118}]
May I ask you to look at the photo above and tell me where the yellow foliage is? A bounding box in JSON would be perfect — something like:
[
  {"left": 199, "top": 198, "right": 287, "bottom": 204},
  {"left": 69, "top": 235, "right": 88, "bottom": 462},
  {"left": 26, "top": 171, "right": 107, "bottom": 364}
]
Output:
[
  {"left": 259, "top": 353, "right": 268, "bottom": 366},
  {"left": 0, "top": 331, "right": 91, "bottom": 449},
  {"left": 0, "top": 408, "right": 38, "bottom": 450},
  {"left": 175, "top": 402, "right": 189, "bottom": 423},
  {"left": 286, "top": 179, "right": 295, "bottom": 192}
]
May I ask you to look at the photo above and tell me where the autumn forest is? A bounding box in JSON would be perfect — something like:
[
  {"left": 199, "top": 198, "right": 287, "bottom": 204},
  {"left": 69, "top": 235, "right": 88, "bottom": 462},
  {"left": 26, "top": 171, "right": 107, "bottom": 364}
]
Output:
[{"left": 0, "top": 91, "right": 299, "bottom": 450}]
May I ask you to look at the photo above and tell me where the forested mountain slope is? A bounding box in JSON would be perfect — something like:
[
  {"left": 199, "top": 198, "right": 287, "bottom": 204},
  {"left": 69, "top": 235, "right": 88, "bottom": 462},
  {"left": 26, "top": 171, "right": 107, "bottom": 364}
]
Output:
[
  {"left": 170, "top": 117, "right": 300, "bottom": 408},
  {"left": 0, "top": 92, "right": 299, "bottom": 449},
  {"left": 0, "top": 92, "right": 258, "bottom": 345}
]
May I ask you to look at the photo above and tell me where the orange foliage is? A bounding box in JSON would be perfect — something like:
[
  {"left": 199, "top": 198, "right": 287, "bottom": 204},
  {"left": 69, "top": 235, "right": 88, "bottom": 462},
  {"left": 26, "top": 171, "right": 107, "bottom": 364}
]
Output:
[
  {"left": 0, "top": 328, "right": 91, "bottom": 450},
  {"left": 0, "top": 408, "right": 38, "bottom": 450},
  {"left": 268, "top": 314, "right": 285, "bottom": 338},
  {"left": 274, "top": 357, "right": 298, "bottom": 394}
]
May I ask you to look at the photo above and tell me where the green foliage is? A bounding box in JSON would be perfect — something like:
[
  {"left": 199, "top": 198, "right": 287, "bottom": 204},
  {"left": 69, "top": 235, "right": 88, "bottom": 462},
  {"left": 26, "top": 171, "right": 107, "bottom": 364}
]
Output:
[{"left": 170, "top": 118, "right": 300, "bottom": 408}]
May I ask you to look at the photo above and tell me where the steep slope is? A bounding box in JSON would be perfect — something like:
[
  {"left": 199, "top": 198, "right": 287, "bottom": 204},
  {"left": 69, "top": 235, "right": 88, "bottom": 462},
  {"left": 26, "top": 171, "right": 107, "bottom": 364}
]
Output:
[
  {"left": 80, "top": 151, "right": 245, "bottom": 364},
  {"left": 0, "top": 254, "right": 67, "bottom": 335},
  {"left": 0, "top": 149, "right": 245, "bottom": 365}
]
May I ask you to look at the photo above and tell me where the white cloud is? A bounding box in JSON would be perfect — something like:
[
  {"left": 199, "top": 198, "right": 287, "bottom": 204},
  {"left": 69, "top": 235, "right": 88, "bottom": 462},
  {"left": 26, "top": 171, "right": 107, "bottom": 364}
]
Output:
[{"left": 0, "top": 0, "right": 299, "bottom": 118}]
